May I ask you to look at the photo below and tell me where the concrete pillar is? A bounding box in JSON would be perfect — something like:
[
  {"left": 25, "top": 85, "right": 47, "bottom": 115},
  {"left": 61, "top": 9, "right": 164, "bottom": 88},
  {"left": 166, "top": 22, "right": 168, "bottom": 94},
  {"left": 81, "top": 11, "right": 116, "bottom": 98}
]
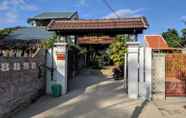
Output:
[
  {"left": 145, "top": 48, "right": 152, "bottom": 100},
  {"left": 127, "top": 42, "right": 140, "bottom": 99},
  {"left": 46, "top": 43, "right": 68, "bottom": 95},
  {"left": 124, "top": 54, "right": 127, "bottom": 88},
  {"left": 139, "top": 47, "right": 146, "bottom": 99},
  {"left": 152, "top": 54, "right": 165, "bottom": 100},
  {"left": 126, "top": 42, "right": 152, "bottom": 100},
  {"left": 138, "top": 47, "right": 152, "bottom": 100}
]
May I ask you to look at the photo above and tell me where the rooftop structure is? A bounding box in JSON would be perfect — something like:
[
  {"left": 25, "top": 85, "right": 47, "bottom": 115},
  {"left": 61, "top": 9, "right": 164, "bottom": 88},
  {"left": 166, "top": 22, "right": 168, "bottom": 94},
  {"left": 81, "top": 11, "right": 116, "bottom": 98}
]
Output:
[
  {"left": 28, "top": 11, "right": 79, "bottom": 27},
  {"left": 144, "top": 35, "right": 170, "bottom": 49},
  {"left": 0, "top": 27, "right": 54, "bottom": 47},
  {"left": 48, "top": 17, "right": 149, "bottom": 35},
  {"left": 144, "top": 35, "right": 181, "bottom": 53}
]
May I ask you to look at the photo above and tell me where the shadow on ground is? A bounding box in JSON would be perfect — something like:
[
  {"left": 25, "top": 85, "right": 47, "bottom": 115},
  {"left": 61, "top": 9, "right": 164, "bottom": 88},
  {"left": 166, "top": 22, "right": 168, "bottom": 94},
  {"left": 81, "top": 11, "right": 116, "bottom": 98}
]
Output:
[
  {"left": 14, "top": 67, "right": 145, "bottom": 118},
  {"left": 131, "top": 100, "right": 149, "bottom": 118}
]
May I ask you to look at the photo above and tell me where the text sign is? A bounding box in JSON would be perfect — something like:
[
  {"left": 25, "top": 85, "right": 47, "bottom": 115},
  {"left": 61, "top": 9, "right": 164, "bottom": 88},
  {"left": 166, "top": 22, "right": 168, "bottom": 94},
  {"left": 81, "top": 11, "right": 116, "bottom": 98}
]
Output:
[
  {"left": 0, "top": 62, "right": 37, "bottom": 72},
  {"left": 56, "top": 53, "right": 65, "bottom": 60}
]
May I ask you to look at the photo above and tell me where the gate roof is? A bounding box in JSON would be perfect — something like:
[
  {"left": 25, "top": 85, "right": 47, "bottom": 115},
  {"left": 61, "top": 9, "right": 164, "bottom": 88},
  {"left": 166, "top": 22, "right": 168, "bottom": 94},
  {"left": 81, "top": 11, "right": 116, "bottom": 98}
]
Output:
[{"left": 47, "top": 17, "right": 149, "bottom": 35}]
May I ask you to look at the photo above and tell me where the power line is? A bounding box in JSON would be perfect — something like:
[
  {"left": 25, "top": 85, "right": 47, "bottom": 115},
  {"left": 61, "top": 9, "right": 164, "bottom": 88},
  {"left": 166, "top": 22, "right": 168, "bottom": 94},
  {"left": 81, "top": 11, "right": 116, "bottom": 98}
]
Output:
[{"left": 102, "top": 0, "right": 120, "bottom": 19}]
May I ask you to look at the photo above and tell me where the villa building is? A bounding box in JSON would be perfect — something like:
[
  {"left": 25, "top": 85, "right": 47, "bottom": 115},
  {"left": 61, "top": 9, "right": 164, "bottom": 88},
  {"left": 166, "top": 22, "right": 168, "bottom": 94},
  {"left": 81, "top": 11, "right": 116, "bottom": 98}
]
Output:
[{"left": 28, "top": 12, "right": 79, "bottom": 27}]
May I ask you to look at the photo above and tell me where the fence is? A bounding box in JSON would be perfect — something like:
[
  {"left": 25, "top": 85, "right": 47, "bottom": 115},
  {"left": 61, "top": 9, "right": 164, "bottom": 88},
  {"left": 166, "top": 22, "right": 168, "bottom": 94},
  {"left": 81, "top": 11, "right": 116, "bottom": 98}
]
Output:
[
  {"left": 126, "top": 42, "right": 186, "bottom": 100},
  {"left": 165, "top": 54, "right": 186, "bottom": 96},
  {"left": 151, "top": 52, "right": 186, "bottom": 100},
  {"left": 0, "top": 49, "right": 46, "bottom": 118}
]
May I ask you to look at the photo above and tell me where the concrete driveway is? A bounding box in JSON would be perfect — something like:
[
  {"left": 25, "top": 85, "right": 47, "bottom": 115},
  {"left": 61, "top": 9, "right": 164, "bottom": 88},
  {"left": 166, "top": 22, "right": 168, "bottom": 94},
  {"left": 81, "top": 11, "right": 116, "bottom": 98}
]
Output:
[
  {"left": 153, "top": 98, "right": 186, "bottom": 118},
  {"left": 14, "top": 67, "right": 145, "bottom": 118}
]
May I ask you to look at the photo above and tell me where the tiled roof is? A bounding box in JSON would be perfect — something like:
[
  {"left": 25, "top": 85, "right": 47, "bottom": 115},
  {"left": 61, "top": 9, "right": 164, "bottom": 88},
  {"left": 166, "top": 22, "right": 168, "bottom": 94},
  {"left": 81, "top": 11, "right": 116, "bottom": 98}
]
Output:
[
  {"left": 144, "top": 35, "right": 170, "bottom": 49},
  {"left": 30, "top": 12, "right": 77, "bottom": 19},
  {"left": 48, "top": 17, "right": 149, "bottom": 31},
  {"left": 28, "top": 12, "right": 78, "bottom": 23},
  {"left": 3, "top": 27, "right": 54, "bottom": 42},
  {"left": 77, "top": 36, "right": 113, "bottom": 44}
]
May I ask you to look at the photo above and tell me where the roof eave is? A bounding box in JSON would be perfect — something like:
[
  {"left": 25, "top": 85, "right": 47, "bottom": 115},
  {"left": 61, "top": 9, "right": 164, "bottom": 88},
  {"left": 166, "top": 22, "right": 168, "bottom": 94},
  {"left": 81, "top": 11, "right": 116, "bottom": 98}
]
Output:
[
  {"left": 47, "top": 27, "right": 148, "bottom": 31},
  {"left": 70, "top": 11, "right": 79, "bottom": 19}
]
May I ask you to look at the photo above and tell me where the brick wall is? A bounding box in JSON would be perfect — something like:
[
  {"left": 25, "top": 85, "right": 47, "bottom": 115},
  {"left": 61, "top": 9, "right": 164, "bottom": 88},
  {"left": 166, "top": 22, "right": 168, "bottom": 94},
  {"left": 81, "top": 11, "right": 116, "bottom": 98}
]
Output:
[
  {"left": 0, "top": 49, "right": 46, "bottom": 118},
  {"left": 165, "top": 54, "right": 186, "bottom": 96}
]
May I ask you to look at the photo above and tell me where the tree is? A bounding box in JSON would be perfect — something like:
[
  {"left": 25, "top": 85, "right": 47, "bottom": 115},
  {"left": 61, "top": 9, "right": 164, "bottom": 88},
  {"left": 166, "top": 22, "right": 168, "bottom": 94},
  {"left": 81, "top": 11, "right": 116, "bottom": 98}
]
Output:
[
  {"left": 41, "top": 33, "right": 58, "bottom": 49},
  {"left": 162, "top": 28, "right": 182, "bottom": 48},
  {"left": 181, "top": 28, "right": 186, "bottom": 40},
  {"left": 107, "top": 35, "right": 128, "bottom": 66},
  {"left": 0, "top": 28, "right": 15, "bottom": 39}
]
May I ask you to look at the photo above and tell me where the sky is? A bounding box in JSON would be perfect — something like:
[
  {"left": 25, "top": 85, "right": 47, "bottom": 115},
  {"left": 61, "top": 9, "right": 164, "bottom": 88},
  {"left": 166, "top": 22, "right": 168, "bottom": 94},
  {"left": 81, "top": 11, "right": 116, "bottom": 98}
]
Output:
[{"left": 0, "top": 0, "right": 186, "bottom": 38}]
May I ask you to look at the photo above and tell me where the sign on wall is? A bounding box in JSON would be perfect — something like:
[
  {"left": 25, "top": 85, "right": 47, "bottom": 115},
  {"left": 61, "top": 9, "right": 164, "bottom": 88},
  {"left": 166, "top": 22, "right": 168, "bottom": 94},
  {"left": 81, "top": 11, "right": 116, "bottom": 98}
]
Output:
[
  {"left": 0, "top": 62, "right": 37, "bottom": 72},
  {"left": 56, "top": 53, "right": 65, "bottom": 60}
]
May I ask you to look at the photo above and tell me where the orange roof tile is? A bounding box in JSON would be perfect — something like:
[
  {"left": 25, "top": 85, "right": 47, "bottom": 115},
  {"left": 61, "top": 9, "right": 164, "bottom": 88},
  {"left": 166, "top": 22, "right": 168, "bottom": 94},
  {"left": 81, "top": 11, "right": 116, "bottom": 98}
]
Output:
[
  {"left": 144, "top": 35, "right": 170, "bottom": 49},
  {"left": 48, "top": 17, "right": 149, "bottom": 31}
]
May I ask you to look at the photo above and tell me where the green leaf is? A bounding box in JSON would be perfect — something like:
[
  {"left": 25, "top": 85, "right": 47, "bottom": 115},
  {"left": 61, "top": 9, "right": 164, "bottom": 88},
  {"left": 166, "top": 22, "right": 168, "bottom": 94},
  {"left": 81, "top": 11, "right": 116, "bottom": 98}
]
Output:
[{"left": 107, "top": 35, "right": 128, "bottom": 66}]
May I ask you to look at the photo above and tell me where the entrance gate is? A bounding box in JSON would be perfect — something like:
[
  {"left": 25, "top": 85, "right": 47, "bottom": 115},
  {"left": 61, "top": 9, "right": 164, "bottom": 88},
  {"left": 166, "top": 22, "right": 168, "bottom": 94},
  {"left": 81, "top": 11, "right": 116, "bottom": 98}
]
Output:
[{"left": 46, "top": 17, "right": 149, "bottom": 98}]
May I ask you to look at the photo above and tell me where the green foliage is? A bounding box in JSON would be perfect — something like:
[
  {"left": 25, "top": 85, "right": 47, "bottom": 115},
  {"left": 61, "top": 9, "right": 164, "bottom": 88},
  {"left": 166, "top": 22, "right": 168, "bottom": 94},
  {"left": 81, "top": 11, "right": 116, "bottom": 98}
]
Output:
[
  {"left": 107, "top": 35, "right": 128, "bottom": 66},
  {"left": 68, "top": 44, "right": 77, "bottom": 50},
  {"left": 86, "top": 46, "right": 101, "bottom": 68},
  {"left": 91, "top": 51, "right": 112, "bottom": 69},
  {"left": 181, "top": 28, "right": 186, "bottom": 39},
  {"left": 162, "top": 28, "right": 182, "bottom": 48},
  {"left": 0, "top": 28, "right": 15, "bottom": 39},
  {"left": 42, "top": 33, "right": 58, "bottom": 48},
  {"left": 68, "top": 43, "right": 88, "bottom": 55}
]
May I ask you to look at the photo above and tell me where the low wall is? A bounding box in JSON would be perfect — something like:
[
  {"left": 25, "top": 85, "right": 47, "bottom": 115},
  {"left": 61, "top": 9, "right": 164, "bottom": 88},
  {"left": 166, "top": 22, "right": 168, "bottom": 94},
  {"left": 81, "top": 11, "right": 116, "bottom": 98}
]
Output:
[
  {"left": 152, "top": 54, "right": 165, "bottom": 100},
  {"left": 0, "top": 49, "right": 46, "bottom": 118}
]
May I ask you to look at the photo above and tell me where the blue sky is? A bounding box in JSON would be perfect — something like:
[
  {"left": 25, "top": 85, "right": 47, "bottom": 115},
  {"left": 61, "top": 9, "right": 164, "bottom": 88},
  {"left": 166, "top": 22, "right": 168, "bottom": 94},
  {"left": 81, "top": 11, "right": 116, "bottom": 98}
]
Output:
[{"left": 0, "top": 0, "right": 186, "bottom": 36}]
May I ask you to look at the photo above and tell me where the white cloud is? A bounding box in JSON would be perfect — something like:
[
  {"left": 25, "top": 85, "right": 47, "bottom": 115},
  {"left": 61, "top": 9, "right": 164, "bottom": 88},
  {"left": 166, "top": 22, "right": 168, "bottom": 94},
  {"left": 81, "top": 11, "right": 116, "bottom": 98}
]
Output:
[
  {"left": 0, "top": 0, "right": 38, "bottom": 11},
  {"left": 77, "top": 0, "right": 88, "bottom": 6},
  {"left": 181, "top": 16, "right": 186, "bottom": 22},
  {"left": 0, "top": 1, "right": 9, "bottom": 11},
  {"left": 0, "top": 11, "right": 18, "bottom": 23},
  {"left": 103, "top": 8, "right": 144, "bottom": 19},
  {"left": 79, "top": 0, "right": 86, "bottom": 5},
  {"left": 13, "top": 0, "right": 38, "bottom": 11},
  {"left": 6, "top": 11, "right": 18, "bottom": 20},
  {"left": 0, "top": 0, "right": 39, "bottom": 24}
]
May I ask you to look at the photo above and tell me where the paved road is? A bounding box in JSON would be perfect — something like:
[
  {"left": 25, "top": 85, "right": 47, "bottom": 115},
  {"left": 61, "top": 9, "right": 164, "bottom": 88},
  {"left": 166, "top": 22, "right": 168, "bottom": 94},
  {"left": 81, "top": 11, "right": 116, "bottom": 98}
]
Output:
[
  {"left": 14, "top": 67, "right": 144, "bottom": 118},
  {"left": 153, "top": 98, "right": 186, "bottom": 118}
]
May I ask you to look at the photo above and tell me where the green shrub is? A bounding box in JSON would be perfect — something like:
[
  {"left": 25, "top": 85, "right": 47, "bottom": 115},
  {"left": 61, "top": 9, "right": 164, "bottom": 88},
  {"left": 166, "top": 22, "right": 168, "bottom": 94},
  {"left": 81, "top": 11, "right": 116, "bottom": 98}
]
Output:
[
  {"left": 107, "top": 35, "right": 128, "bottom": 66},
  {"left": 0, "top": 28, "right": 15, "bottom": 39}
]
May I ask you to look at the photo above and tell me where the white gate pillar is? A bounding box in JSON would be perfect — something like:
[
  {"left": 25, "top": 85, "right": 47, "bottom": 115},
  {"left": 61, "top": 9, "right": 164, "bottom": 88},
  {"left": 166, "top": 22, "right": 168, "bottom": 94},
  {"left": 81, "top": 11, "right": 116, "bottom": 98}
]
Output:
[
  {"left": 145, "top": 48, "right": 152, "bottom": 100},
  {"left": 127, "top": 42, "right": 140, "bottom": 99},
  {"left": 139, "top": 47, "right": 152, "bottom": 100},
  {"left": 46, "top": 42, "right": 68, "bottom": 95},
  {"left": 126, "top": 42, "right": 152, "bottom": 100}
]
